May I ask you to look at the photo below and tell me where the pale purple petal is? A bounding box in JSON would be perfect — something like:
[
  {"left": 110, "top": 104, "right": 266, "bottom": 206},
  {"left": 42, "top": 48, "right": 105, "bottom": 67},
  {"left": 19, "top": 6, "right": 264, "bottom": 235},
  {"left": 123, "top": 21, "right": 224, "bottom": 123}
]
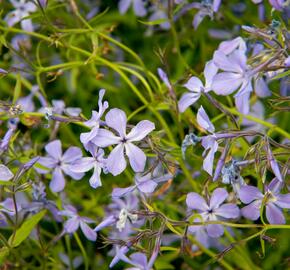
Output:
[
  {"left": 106, "top": 144, "right": 126, "bottom": 176},
  {"left": 125, "top": 143, "right": 146, "bottom": 172},
  {"left": 210, "top": 188, "right": 228, "bottom": 209},
  {"left": 50, "top": 167, "right": 65, "bottom": 192},
  {"left": 105, "top": 108, "right": 127, "bottom": 138},
  {"left": 202, "top": 139, "right": 218, "bottom": 176},
  {"left": 266, "top": 203, "right": 285, "bottom": 224},
  {"left": 0, "top": 165, "right": 14, "bottom": 181},
  {"left": 241, "top": 200, "right": 261, "bottom": 220},
  {"left": 213, "top": 50, "right": 243, "bottom": 72},
  {"left": 94, "top": 215, "right": 116, "bottom": 231},
  {"left": 197, "top": 106, "right": 215, "bottom": 133},
  {"left": 133, "top": 0, "right": 147, "bottom": 16},
  {"left": 80, "top": 221, "right": 97, "bottom": 241},
  {"left": 89, "top": 164, "right": 102, "bottom": 188},
  {"left": 70, "top": 157, "right": 95, "bottom": 173},
  {"left": 80, "top": 126, "right": 99, "bottom": 146},
  {"left": 186, "top": 192, "right": 208, "bottom": 211},
  {"left": 178, "top": 92, "right": 201, "bottom": 113},
  {"left": 112, "top": 186, "right": 135, "bottom": 197},
  {"left": 126, "top": 120, "right": 155, "bottom": 142},
  {"left": 21, "top": 19, "right": 33, "bottom": 32},
  {"left": 215, "top": 203, "right": 240, "bottom": 218},
  {"left": 238, "top": 185, "right": 263, "bottom": 203},
  {"left": 212, "top": 0, "right": 221, "bottom": 12},
  {"left": 109, "top": 246, "right": 130, "bottom": 268},
  {"left": 62, "top": 147, "right": 83, "bottom": 163},
  {"left": 275, "top": 194, "right": 290, "bottom": 209},
  {"left": 157, "top": 68, "right": 171, "bottom": 89},
  {"left": 212, "top": 72, "right": 243, "bottom": 95},
  {"left": 64, "top": 217, "right": 80, "bottom": 233},
  {"left": 137, "top": 179, "right": 158, "bottom": 194},
  {"left": 119, "top": 0, "right": 131, "bottom": 14},
  {"left": 193, "top": 10, "right": 207, "bottom": 30},
  {"left": 183, "top": 77, "right": 203, "bottom": 92},
  {"left": 45, "top": 140, "right": 62, "bottom": 160},
  {"left": 92, "top": 128, "right": 120, "bottom": 147},
  {"left": 204, "top": 60, "right": 218, "bottom": 90},
  {"left": 130, "top": 252, "right": 147, "bottom": 268},
  {"left": 206, "top": 224, "right": 224, "bottom": 238},
  {"left": 235, "top": 91, "right": 251, "bottom": 114},
  {"left": 255, "top": 77, "right": 271, "bottom": 97},
  {"left": 217, "top": 37, "right": 247, "bottom": 55}
]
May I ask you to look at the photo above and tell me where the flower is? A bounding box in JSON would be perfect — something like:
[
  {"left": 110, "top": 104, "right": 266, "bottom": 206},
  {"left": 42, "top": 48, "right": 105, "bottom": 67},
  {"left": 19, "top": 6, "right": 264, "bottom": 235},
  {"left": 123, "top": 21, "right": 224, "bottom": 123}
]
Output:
[
  {"left": 178, "top": 60, "right": 218, "bottom": 113},
  {"left": 112, "top": 170, "right": 173, "bottom": 197},
  {"left": 80, "top": 89, "right": 108, "bottom": 150},
  {"left": 190, "top": 0, "right": 222, "bottom": 29},
  {"left": 196, "top": 106, "right": 218, "bottom": 176},
  {"left": 118, "top": 0, "right": 147, "bottom": 17},
  {"left": 5, "top": 0, "right": 37, "bottom": 32},
  {"left": 94, "top": 193, "right": 140, "bottom": 235},
  {"left": 239, "top": 178, "right": 290, "bottom": 224},
  {"left": 70, "top": 144, "right": 106, "bottom": 188},
  {"left": 37, "top": 140, "right": 84, "bottom": 192},
  {"left": 186, "top": 188, "right": 240, "bottom": 237},
  {"left": 92, "top": 108, "right": 155, "bottom": 176},
  {"left": 58, "top": 205, "right": 97, "bottom": 241}
]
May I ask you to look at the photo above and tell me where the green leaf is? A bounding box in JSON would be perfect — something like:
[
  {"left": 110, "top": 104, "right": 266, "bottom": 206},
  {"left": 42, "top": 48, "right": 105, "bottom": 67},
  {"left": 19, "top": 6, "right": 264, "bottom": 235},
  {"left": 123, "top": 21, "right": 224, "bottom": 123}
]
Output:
[
  {"left": 160, "top": 246, "right": 180, "bottom": 252},
  {"left": 271, "top": 70, "right": 290, "bottom": 80},
  {"left": 165, "top": 222, "right": 182, "bottom": 236},
  {"left": 8, "top": 210, "right": 46, "bottom": 247},
  {"left": 138, "top": 18, "right": 168, "bottom": 26},
  {"left": 12, "top": 74, "right": 22, "bottom": 105},
  {"left": 0, "top": 180, "right": 15, "bottom": 186}
]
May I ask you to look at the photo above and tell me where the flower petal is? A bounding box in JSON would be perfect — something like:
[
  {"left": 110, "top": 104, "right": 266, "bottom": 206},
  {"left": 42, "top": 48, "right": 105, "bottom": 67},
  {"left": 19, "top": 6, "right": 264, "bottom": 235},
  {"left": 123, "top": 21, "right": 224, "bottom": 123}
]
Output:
[
  {"left": 183, "top": 77, "right": 203, "bottom": 92},
  {"left": 45, "top": 140, "right": 62, "bottom": 160},
  {"left": 206, "top": 224, "right": 224, "bottom": 238},
  {"left": 92, "top": 128, "right": 120, "bottom": 147},
  {"left": 50, "top": 167, "right": 65, "bottom": 192},
  {"left": 80, "top": 221, "right": 97, "bottom": 241},
  {"left": 197, "top": 106, "right": 215, "bottom": 133},
  {"left": 210, "top": 188, "right": 228, "bottom": 209},
  {"left": 275, "top": 194, "right": 290, "bottom": 209},
  {"left": 212, "top": 72, "right": 243, "bottom": 95},
  {"left": 126, "top": 120, "right": 155, "bottom": 142},
  {"left": 266, "top": 203, "right": 285, "bottom": 224},
  {"left": 64, "top": 217, "right": 79, "bottom": 233},
  {"left": 112, "top": 186, "right": 136, "bottom": 197},
  {"left": 215, "top": 203, "right": 240, "bottom": 218},
  {"left": 0, "top": 165, "right": 14, "bottom": 181},
  {"left": 89, "top": 164, "right": 102, "bottom": 188},
  {"left": 125, "top": 143, "right": 146, "bottom": 173},
  {"left": 70, "top": 157, "right": 95, "bottom": 173},
  {"left": 133, "top": 0, "right": 147, "bottom": 16},
  {"left": 178, "top": 92, "right": 201, "bottom": 113},
  {"left": 62, "top": 147, "right": 83, "bottom": 163},
  {"left": 204, "top": 60, "right": 218, "bottom": 90},
  {"left": 238, "top": 185, "right": 263, "bottom": 204},
  {"left": 186, "top": 192, "right": 208, "bottom": 211},
  {"left": 137, "top": 179, "right": 158, "bottom": 194},
  {"left": 105, "top": 108, "right": 127, "bottom": 137},
  {"left": 241, "top": 200, "right": 261, "bottom": 220},
  {"left": 94, "top": 215, "right": 116, "bottom": 231},
  {"left": 106, "top": 144, "right": 126, "bottom": 176}
]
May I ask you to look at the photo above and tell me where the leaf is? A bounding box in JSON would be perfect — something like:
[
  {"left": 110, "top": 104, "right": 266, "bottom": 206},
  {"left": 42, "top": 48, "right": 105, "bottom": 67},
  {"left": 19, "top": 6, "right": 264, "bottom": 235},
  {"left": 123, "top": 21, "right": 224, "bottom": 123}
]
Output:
[
  {"left": 271, "top": 70, "right": 290, "bottom": 81},
  {"left": 8, "top": 210, "right": 46, "bottom": 247},
  {"left": 138, "top": 18, "right": 168, "bottom": 26},
  {"left": 165, "top": 222, "right": 182, "bottom": 236},
  {"left": 160, "top": 246, "right": 180, "bottom": 252},
  {"left": 12, "top": 74, "right": 22, "bottom": 105}
]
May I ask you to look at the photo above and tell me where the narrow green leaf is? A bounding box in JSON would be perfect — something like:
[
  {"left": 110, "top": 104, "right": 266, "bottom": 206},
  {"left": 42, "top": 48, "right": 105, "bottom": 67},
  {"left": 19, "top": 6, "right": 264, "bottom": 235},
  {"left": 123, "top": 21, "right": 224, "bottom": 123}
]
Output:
[
  {"left": 138, "top": 18, "right": 168, "bottom": 26},
  {"left": 8, "top": 210, "right": 46, "bottom": 247},
  {"left": 12, "top": 74, "right": 22, "bottom": 105}
]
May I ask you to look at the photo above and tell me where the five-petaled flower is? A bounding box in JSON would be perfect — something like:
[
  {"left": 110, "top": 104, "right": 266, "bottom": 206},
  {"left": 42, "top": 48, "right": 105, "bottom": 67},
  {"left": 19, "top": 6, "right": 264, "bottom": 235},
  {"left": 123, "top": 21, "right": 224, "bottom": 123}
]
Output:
[
  {"left": 186, "top": 188, "right": 240, "bottom": 237},
  {"left": 92, "top": 108, "right": 155, "bottom": 176},
  {"left": 239, "top": 178, "right": 290, "bottom": 224},
  {"left": 37, "top": 140, "right": 84, "bottom": 192}
]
